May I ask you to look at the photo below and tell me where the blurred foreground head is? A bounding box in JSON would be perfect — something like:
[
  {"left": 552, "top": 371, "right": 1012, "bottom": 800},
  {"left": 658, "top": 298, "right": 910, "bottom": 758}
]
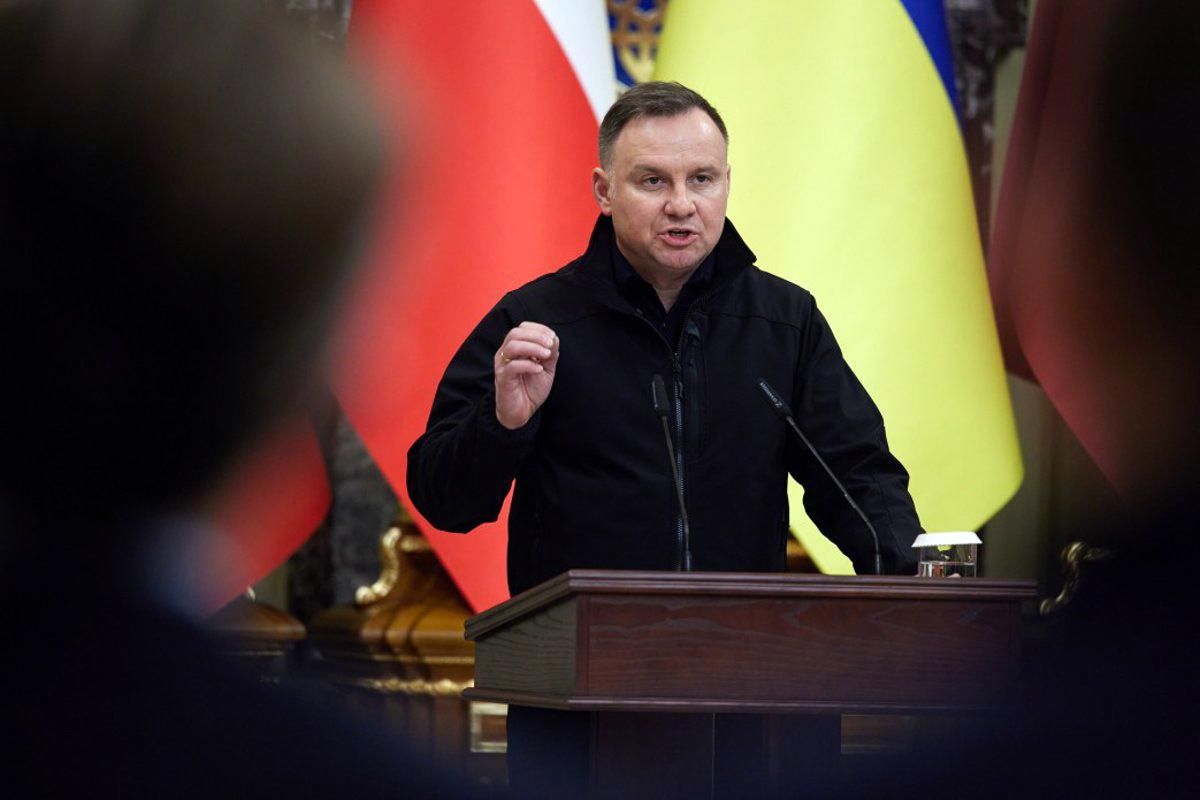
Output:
[
  {"left": 0, "top": 0, "right": 382, "bottom": 526},
  {"left": 1086, "top": 0, "right": 1200, "bottom": 506}
]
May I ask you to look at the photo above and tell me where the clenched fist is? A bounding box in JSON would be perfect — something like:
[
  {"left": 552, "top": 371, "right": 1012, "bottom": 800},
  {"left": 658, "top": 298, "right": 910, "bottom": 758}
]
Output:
[{"left": 495, "top": 321, "right": 560, "bottom": 430}]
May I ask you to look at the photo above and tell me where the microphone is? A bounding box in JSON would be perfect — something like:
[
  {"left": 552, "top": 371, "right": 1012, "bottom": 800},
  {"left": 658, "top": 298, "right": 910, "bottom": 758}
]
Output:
[
  {"left": 652, "top": 374, "right": 692, "bottom": 571},
  {"left": 757, "top": 379, "right": 883, "bottom": 575}
]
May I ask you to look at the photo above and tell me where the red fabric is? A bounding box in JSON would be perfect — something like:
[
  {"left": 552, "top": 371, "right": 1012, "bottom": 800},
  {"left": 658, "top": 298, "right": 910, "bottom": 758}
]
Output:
[
  {"left": 987, "top": 0, "right": 1126, "bottom": 486},
  {"left": 987, "top": 0, "right": 1066, "bottom": 381},
  {"left": 338, "top": 1, "right": 600, "bottom": 611},
  {"left": 206, "top": 416, "right": 331, "bottom": 610}
]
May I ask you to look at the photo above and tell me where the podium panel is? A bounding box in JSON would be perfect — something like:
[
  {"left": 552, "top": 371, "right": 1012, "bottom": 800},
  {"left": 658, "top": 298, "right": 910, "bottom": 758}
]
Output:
[
  {"left": 467, "top": 570, "right": 1034, "bottom": 713},
  {"left": 465, "top": 570, "right": 1036, "bottom": 798}
]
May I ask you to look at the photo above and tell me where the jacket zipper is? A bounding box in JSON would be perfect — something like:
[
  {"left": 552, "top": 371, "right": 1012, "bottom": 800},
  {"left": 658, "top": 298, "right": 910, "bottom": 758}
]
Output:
[
  {"left": 624, "top": 278, "right": 715, "bottom": 573},
  {"left": 630, "top": 290, "right": 715, "bottom": 571},
  {"left": 671, "top": 354, "right": 686, "bottom": 570}
]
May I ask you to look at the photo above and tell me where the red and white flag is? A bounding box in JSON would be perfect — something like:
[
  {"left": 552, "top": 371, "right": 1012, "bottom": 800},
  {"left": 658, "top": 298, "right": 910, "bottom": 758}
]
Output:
[
  {"left": 204, "top": 415, "right": 331, "bottom": 611},
  {"left": 336, "top": 0, "right": 616, "bottom": 611}
]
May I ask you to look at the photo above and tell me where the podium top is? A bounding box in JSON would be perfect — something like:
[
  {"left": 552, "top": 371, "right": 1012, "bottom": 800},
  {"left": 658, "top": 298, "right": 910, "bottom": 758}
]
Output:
[{"left": 465, "top": 569, "right": 1036, "bottom": 642}]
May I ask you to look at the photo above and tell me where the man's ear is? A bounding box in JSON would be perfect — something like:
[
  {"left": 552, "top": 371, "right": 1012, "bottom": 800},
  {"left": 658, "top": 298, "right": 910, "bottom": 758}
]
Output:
[{"left": 592, "top": 167, "right": 613, "bottom": 216}]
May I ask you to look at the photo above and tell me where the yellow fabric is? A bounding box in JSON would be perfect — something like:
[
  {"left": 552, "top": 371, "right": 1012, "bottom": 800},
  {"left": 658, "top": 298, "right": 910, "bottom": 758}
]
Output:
[{"left": 655, "top": 0, "right": 1022, "bottom": 572}]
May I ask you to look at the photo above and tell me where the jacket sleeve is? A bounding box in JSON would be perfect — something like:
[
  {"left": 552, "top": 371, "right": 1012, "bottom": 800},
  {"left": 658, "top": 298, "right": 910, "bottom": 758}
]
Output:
[
  {"left": 406, "top": 294, "right": 539, "bottom": 533},
  {"left": 787, "top": 298, "right": 921, "bottom": 574}
]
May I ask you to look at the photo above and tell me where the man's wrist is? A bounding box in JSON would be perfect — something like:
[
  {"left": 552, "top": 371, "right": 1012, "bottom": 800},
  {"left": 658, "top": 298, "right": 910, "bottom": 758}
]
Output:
[
  {"left": 480, "top": 393, "right": 539, "bottom": 445},
  {"left": 495, "top": 407, "right": 528, "bottom": 431}
]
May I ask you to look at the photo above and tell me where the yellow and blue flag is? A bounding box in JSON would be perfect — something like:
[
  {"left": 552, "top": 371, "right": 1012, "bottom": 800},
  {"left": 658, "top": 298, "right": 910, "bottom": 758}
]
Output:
[{"left": 656, "top": 0, "right": 1022, "bottom": 572}]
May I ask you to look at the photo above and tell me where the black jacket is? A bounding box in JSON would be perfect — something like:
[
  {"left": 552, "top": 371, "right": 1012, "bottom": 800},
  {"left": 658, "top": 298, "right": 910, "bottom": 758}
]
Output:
[{"left": 408, "top": 215, "right": 920, "bottom": 595}]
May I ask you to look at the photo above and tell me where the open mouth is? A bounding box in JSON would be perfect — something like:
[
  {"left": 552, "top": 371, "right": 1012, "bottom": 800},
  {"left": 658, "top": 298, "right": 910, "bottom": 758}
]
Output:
[{"left": 661, "top": 229, "right": 697, "bottom": 245}]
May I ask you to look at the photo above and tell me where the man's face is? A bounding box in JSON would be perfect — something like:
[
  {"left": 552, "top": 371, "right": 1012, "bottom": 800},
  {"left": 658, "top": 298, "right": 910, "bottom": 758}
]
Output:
[{"left": 593, "top": 107, "right": 730, "bottom": 286}]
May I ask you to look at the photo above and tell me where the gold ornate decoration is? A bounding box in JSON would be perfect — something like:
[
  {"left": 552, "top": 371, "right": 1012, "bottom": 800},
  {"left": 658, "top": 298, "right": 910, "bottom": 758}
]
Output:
[
  {"left": 386, "top": 654, "right": 475, "bottom": 667},
  {"left": 1039, "top": 541, "right": 1115, "bottom": 616},
  {"left": 355, "top": 525, "right": 403, "bottom": 606},
  {"left": 350, "top": 677, "right": 474, "bottom": 697},
  {"left": 398, "top": 530, "right": 433, "bottom": 554},
  {"left": 609, "top": 0, "right": 669, "bottom": 85}
]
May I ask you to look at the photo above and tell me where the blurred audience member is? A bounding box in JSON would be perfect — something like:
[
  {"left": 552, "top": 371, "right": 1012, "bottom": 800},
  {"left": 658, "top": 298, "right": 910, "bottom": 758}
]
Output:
[
  {"left": 0, "top": 1, "right": 467, "bottom": 796},
  {"left": 837, "top": 2, "right": 1199, "bottom": 797}
]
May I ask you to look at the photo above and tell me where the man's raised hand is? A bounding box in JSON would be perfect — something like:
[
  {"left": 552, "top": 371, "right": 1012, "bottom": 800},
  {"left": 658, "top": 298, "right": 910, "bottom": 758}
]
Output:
[{"left": 494, "top": 321, "right": 560, "bottom": 430}]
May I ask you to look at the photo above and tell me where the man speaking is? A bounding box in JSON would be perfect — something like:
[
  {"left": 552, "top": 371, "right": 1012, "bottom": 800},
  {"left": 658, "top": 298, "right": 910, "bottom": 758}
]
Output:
[
  {"left": 408, "top": 81, "right": 920, "bottom": 590},
  {"left": 408, "top": 79, "right": 922, "bottom": 797}
]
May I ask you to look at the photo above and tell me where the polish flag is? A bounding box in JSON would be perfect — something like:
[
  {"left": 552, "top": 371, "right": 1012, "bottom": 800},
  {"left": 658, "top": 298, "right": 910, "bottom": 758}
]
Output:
[
  {"left": 336, "top": 1, "right": 616, "bottom": 611},
  {"left": 205, "top": 415, "right": 331, "bottom": 610}
]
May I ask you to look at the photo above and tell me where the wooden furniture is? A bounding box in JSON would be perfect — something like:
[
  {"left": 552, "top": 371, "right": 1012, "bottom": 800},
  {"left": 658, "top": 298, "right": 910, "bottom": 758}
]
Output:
[
  {"left": 208, "top": 594, "right": 305, "bottom": 679},
  {"left": 307, "top": 514, "right": 506, "bottom": 791},
  {"left": 465, "top": 569, "right": 1037, "bottom": 798}
]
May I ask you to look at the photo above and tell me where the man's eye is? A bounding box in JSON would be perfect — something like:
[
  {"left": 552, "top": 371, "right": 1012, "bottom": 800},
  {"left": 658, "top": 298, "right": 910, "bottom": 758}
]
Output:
[
  {"left": 644, "top": 176, "right": 663, "bottom": 186},
  {"left": 693, "top": 174, "right": 711, "bottom": 184}
]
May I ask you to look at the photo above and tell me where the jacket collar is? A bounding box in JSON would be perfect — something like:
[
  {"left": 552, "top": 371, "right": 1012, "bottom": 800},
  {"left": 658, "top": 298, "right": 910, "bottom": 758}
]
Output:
[
  {"left": 569, "top": 214, "right": 756, "bottom": 312},
  {"left": 611, "top": 238, "right": 716, "bottom": 297}
]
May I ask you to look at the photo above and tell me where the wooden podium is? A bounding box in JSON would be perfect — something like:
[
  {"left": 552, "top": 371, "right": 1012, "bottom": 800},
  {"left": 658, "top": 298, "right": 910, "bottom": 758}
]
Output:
[{"left": 464, "top": 570, "right": 1036, "bottom": 798}]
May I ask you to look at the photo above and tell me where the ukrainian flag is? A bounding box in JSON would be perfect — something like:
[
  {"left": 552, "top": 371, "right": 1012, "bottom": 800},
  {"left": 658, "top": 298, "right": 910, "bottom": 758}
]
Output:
[{"left": 656, "top": 1, "right": 1022, "bottom": 573}]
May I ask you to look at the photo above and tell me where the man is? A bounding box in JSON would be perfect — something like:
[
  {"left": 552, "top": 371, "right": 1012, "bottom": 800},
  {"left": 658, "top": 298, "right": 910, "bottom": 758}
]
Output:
[
  {"left": 408, "top": 81, "right": 920, "bottom": 591},
  {"left": 408, "top": 80, "right": 922, "bottom": 797},
  {"left": 0, "top": 1, "right": 470, "bottom": 796}
]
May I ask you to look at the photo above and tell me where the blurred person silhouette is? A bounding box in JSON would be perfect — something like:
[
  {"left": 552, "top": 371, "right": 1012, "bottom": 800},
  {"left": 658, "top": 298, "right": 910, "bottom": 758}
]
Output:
[
  {"left": 0, "top": 1, "right": 470, "bottom": 796},
  {"left": 832, "top": 1, "right": 1200, "bottom": 797},
  {"left": 1002, "top": 2, "right": 1200, "bottom": 794}
]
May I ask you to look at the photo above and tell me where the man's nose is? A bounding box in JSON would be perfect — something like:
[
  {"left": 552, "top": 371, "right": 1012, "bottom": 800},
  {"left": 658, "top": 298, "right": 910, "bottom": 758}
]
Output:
[{"left": 664, "top": 183, "right": 695, "bottom": 217}]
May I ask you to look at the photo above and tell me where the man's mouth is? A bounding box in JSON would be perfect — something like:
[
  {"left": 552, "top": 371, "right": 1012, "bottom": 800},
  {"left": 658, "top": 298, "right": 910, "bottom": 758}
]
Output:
[{"left": 660, "top": 229, "right": 698, "bottom": 246}]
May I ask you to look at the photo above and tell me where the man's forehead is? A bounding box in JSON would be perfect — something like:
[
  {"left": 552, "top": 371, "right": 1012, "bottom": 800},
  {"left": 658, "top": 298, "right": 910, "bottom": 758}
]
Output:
[{"left": 612, "top": 109, "right": 728, "bottom": 168}]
